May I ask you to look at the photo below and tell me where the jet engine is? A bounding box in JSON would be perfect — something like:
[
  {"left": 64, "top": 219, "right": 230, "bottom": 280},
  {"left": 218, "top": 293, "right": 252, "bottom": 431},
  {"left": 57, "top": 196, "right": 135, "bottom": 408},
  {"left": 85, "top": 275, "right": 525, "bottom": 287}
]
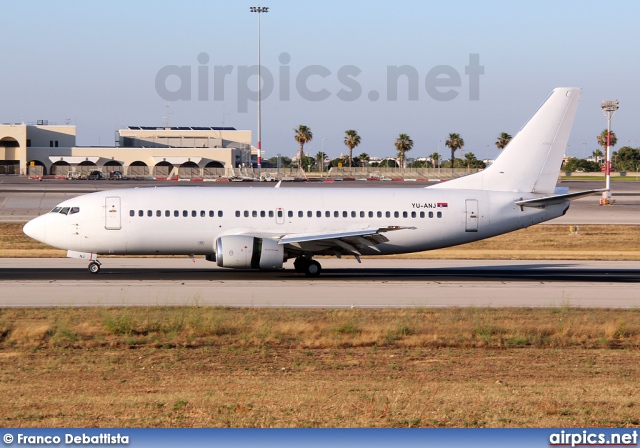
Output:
[{"left": 215, "top": 235, "right": 284, "bottom": 270}]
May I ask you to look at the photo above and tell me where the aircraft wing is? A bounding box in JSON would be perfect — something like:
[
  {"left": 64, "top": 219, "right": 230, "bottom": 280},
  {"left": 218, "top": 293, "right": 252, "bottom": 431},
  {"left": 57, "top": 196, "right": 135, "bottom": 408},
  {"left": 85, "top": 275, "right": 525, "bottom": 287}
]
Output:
[
  {"left": 515, "top": 189, "right": 605, "bottom": 208},
  {"left": 277, "top": 226, "right": 416, "bottom": 260}
]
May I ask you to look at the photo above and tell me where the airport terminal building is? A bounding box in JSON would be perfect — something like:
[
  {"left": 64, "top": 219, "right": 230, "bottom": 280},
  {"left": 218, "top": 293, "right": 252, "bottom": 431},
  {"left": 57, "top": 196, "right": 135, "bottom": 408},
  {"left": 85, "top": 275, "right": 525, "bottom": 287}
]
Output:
[{"left": 0, "top": 122, "right": 254, "bottom": 178}]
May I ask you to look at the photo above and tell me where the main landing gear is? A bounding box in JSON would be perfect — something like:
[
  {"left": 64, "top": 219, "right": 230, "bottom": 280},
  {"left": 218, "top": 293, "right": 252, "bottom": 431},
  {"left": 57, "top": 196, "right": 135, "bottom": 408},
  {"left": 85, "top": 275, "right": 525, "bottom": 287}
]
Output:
[
  {"left": 88, "top": 260, "right": 102, "bottom": 274},
  {"left": 293, "top": 256, "right": 322, "bottom": 277}
]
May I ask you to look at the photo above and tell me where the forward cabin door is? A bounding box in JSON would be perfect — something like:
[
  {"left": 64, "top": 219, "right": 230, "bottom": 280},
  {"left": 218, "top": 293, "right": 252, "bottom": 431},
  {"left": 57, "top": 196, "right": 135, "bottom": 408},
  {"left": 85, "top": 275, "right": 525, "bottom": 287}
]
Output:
[
  {"left": 465, "top": 199, "right": 478, "bottom": 232},
  {"left": 105, "top": 197, "right": 122, "bottom": 230}
]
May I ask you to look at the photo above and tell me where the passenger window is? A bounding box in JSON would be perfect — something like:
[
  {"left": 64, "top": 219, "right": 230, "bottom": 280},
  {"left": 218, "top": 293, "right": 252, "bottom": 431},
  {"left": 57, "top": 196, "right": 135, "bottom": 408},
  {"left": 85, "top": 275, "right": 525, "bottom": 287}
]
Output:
[
  {"left": 360, "top": 211, "right": 365, "bottom": 218},
  {"left": 183, "top": 210, "right": 188, "bottom": 217},
  {"left": 236, "top": 211, "right": 240, "bottom": 217},
  {"left": 252, "top": 211, "right": 257, "bottom": 217},
  {"left": 429, "top": 211, "right": 434, "bottom": 218},
  {"left": 244, "top": 211, "right": 249, "bottom": 217},
  {"left": 334, "top": 211, "right": 339, "bottom": 218},
  {"left": 218, "top": 211, "right": 223, "bottom": 217},
  {"left": 191, "top": 210, "right": 197, "bottom": 217},
  {"left": 70, "top": 207, "right": 80, "bottom": 215},
  {"left": 288, "top": 211, "right": 293, "bottom": 218},
  {"left": 156, "top": 210, "right": 162, "bottom": 217},
  {"left": 298, "top": 211, "right": 303, "bottom": 218},
  {"left": 368, "top": 211, "right": 373, "bottom": 218},
  {"left": 420, "top": 211, "right": 425, "bottom": 218},
  {"left": 402, "top": 211, "right": 408, "bottom": 218},
  {"left": 351, "top": 211, "right": 356, "bottom": 218},
  {"left": 209, "top": 211, "right": 214, "bottom": 217},
  {"left": 270, "top": 211, "right": 275, "bottom": 218},
  {"left": 138, "top": 210, "right": 144, "bottom": 217},
  {"left": 316, "top": 211, "right": 321, "bottom": 218},
  {"left": 129, "top": 210, "right": 135, "bottom": 217},
  {"left": 165, "top": 210, "right": 170, "bottom": 217},
  {"left": 393, "top": 211, "right": 399, "bottom": 218},
  {"left": 201, "top": 210, "right": 206, "bottom": 217},
  {"left": 437, "top": 211, "right": 442, "bottom": 218},
  {"left": 377, "top": 211, "right": 382, "bottom": 218},
  {"left": 261, "top": 211, "right": 266, "bottom": 218},
  {"left": 386, "top": 211, "right": 390, "bottom": 218},
  {"left": 307, "top": 211, "right": 312, "bottom": 218},
  {"left": 325, "top": 211, "right": 330, "bottom": 218},
  {"left": 343, "top": 211, "right": 348, "bottom": 218},
  {"left": 411, "top": 211, "right": 416, "bottom": 218},
  {"left": 174, "top": 210, "right": 179, "bottom": 217},
  {"left": 147, "top": 210, "right": 153, "bottom": 217}
]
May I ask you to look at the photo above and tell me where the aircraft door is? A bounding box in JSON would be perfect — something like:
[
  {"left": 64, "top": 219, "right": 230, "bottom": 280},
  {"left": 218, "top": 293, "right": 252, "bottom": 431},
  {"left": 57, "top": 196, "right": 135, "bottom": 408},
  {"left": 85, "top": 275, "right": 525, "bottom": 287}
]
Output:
[
  {"left": 105, "top": 197, "right": 122, "bottom": 230},
  {"left": 465, "top": 199, "right": 478, "bottom": 232},
  {"left": 276, "top": 208, "right": 285, "bottom": 225}
]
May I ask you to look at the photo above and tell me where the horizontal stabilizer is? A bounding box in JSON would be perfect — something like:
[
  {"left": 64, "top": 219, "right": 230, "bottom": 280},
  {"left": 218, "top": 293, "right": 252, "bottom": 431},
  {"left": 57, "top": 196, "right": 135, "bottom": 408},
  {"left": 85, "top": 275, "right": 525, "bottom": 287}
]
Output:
[{"left": 515, "top": 189, "right": 605, "bottom": 208}]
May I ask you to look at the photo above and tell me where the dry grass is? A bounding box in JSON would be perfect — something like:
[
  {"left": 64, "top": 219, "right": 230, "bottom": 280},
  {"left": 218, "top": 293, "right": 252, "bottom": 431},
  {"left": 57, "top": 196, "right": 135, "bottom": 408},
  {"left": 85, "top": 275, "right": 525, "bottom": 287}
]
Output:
[
  {"left": 6, "top": 223, "right": 640, "bottom": 260},
  {"left": 2, "top": 307, "right": 640, "bottom": 427}
]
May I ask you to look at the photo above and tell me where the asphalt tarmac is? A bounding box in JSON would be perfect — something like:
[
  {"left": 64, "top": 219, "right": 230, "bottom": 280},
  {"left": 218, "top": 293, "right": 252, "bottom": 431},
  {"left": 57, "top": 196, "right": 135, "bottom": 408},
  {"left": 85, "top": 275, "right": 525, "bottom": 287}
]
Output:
[{"left": 1, "top": 258, "right": 639, "bottom": 308}]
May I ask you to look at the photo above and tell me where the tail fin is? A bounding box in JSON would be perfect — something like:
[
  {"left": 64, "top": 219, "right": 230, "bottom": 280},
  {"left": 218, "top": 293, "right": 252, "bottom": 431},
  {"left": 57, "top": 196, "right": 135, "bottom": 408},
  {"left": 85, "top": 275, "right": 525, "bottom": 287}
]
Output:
[{"left": 431, "top": 87, "right": 581, "bottom": 194}]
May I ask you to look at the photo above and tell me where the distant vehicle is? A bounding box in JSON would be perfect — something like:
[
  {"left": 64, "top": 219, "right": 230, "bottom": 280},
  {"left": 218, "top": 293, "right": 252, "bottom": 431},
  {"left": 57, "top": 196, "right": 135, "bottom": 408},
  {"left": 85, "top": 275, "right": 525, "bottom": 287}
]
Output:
[
  {"left": 66, "top": 171, "right": 81, "bottom": 180},
  {"left": 87, "top": 170, "right": 105, "bottom": 180},
  {"left": 107, "top": 170, "right": 123, "bottom": 180}
]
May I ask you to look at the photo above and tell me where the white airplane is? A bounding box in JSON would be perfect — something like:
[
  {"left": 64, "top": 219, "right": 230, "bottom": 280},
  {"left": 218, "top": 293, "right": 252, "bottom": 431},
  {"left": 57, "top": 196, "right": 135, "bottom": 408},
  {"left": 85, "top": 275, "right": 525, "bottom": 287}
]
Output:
[{"left": 23, "top": 87, "right": 600, "bottom": 276}]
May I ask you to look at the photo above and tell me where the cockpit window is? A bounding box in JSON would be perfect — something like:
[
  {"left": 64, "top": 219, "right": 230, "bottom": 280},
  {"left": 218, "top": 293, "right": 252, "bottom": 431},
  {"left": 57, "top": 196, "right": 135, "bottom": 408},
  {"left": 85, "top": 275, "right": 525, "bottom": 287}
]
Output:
[
  {"left": 69, "top": 207, "right": 80, "bottom": 215},
  {"left": 60, "top": 207, "right": 70, "bottom": 215},
  {"left": 51, "top": 207, "right": 62, "bottom": 213}
]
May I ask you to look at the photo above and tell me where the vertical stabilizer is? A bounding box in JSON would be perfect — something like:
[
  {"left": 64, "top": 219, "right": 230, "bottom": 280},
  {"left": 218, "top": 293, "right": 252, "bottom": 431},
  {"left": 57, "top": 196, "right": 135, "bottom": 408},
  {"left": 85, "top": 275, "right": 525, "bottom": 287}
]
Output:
[{"left": 431, "top": 87, "right": 581, "bottom": 194}]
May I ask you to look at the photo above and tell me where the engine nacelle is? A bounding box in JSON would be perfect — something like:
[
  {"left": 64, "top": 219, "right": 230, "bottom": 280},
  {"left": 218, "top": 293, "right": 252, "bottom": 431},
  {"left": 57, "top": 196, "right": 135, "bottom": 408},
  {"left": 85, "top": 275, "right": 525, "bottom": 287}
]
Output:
[{"left": 215, "top": 235, "right": 284, "bottom": 270}]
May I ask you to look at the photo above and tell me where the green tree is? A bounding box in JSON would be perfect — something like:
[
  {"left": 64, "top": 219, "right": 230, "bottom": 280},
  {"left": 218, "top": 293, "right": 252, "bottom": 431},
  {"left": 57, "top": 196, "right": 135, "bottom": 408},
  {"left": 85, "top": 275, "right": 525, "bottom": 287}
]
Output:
[
  {"left": 429, "top": 152, "right": 440, "bottom": 168},
  {"left": 563, "top": 157, "right": 601, "bottom": 173},
  {"left": 597, "top": 129, "right": 617, "bottom": 151},
  {"left": 592, "top": 149, "right": 604, "bottom": 162},
  {"left": 358, "top": 152, "right": 370, "bottom": 167},
  {"left": 445, "top": 133, "right": 464, "bottom": 171},
  {"left": 315, "top": 151, "right": 327, "bottom": 172},
  {"left": 394, "top": 134, "right": 414, "bottom": 168},
  {"left": 301, "top": 155, "right": 316, "bottom": 171},
  {"left": 344, "top": 130, "right": 361, "bottom": 168},
  {"left": 267, "top": 155, "right": 292, "bottom": 168},
  {"left": 378, "top": 158, "right": 398, "bottom": 168},
  {"left": 613, "top": 146, "right": 640, "bottom": 171},
  {"left": 495, "top": 132, "right": 512, "bottom": 151},
  {"left": 294, "top": 125, "right": 313, "bottom": 170}
]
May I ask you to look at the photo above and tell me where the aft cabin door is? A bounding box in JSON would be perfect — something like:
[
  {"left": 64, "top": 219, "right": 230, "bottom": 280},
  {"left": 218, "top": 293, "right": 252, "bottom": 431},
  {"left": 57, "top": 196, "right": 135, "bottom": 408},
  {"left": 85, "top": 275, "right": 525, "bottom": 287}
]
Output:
[
  {"left": 105, "top": 197, "right": 122, "bottom": 230},
  {"left": 465, "top": 199, "right": 478, "bottom": 232}
]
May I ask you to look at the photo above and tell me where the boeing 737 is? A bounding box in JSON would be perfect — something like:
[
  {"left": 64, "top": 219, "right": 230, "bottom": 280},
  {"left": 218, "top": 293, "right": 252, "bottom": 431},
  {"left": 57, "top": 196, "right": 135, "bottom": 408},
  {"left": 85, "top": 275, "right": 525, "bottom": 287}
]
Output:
[{"left": 23, "top": 87, "right": 600, "bottom": 276}]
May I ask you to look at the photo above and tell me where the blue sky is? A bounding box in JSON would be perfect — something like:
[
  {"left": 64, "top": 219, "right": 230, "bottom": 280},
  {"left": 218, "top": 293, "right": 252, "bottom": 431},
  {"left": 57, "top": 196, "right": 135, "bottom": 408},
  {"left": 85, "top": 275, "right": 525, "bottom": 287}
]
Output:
[{"left": 1, "top": 0, "right": 639, "bottom": 161}]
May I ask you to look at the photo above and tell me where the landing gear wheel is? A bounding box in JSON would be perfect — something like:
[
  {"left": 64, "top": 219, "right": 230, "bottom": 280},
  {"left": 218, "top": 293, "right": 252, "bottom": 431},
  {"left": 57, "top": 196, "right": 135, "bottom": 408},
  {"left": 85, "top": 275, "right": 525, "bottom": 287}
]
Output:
[
  {"left": 304, "top": 260, "right": 322, "bottom": 277},
  {"left": 88, "top": 261, "right": 101, "bottom": 274}
]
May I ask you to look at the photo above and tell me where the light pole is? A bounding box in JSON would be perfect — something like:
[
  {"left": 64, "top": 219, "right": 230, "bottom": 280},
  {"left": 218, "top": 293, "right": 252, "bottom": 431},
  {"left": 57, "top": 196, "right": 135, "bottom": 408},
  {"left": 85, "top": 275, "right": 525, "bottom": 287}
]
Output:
[
  {"left": 250, "top": 5, "right": 269, "bottom": 169},
  {"left": 321, "top": 138, "right": 326, "bottom": 174},
  {"left": 601, "top": 100, "right": 619, "bottom": 204}
]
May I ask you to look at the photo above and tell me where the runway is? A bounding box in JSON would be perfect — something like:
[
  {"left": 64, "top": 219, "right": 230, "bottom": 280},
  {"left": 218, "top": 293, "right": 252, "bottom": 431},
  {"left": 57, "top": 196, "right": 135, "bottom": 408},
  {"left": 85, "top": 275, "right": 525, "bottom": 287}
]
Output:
[{"left": 2, "top": 258, "right": 639, "bottom": 308}]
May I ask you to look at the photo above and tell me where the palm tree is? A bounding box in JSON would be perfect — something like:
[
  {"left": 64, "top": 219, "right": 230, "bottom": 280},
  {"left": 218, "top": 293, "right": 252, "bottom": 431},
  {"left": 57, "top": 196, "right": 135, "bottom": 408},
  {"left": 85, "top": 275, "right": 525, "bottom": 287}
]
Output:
[
  {"left": 394, "top": 134, "right": 414, "bottom": 169},
  {"left": 592, "top": 149, "right": 604, "bottom": 162},
  {"left": 344, "top": 130, "right": 361, "bottom": 168},
  {"left": 445, "top": 133, "right": 464, "bottom": 170},
  {"left": 429, "top": 152, "right": 440, "bottom": 168},
  {"left": 495, "top": 132, "right": 512, "bottom": 151},
  {"left": 294, "top": 125, "right": 313, "bottom": 170},
  {"left": 597, "top": 129, "right": 617, "bottom": 151},
  {"left": 315, "top": 151, "right": 327, "bottom": 172},
  {"left": 358, "top": 152, "right": 370, "bottom": 167}
]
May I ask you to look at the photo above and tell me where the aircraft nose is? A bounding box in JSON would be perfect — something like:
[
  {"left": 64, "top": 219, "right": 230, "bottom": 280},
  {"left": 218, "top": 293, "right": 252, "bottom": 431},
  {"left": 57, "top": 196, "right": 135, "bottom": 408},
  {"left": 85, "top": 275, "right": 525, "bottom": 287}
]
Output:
[{"left": 23, "top": 215, "right": 47, "bottom": 243}]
